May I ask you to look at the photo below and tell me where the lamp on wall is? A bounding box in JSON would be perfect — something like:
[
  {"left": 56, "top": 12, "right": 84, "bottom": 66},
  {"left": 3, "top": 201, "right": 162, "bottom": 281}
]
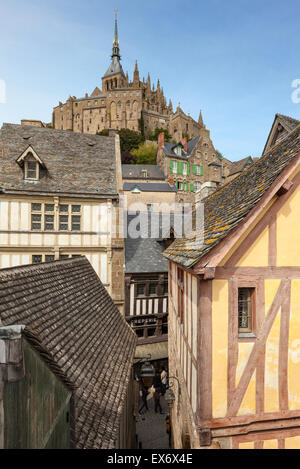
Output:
[
  {"left": 165, "top": 376, "right": 181, "bottom": 411},
  {"left": 139, "top": 361, "right": 155, "bottom": 387}
]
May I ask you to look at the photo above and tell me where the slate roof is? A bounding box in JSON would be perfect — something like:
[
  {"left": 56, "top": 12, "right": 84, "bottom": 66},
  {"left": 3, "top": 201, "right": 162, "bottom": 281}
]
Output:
[
  {"left": 103, "top": 56, "right": 125, "bottom": 78},
  {"left": 164, "top": 123, "right": 300, "bottom": 267},
  {"left": 125, "top": 213, "right": 170, "bottom": 273},
  {"left": 162, "top": 137, "right": 199, "bottom": 159},
  {"left": 0, "top": 257, "right": 136, "bottom": 449},
  {"left": 0, "top": 124, "right": 118, "bottom": 196},
  {"left": 122, "top": 165, "right": 166, "bottom": 180},
  {"left": 228, "top": 156, "right": 253, "bottom": 176},
  {"left": 123, "top": 182, "right": 176, "bottom": 192}
]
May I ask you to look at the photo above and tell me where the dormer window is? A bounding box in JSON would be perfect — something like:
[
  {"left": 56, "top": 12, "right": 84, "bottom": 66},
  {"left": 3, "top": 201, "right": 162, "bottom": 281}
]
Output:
[
  {"left": 174, "top": 146, "right": 182, "bottom": 156},
  {"left": 17, "top": 146, "right": 45, "bottom": 182},
  {"left": 25, "top": 157, "right": 39, "bottom": 180},
  {"left": 142, "top": 170, "right": 148, "bottom": 178}
]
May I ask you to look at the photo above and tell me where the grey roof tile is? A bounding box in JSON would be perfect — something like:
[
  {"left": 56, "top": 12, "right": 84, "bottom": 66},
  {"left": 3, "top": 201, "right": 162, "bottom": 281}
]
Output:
[
  {"left": 0, "top": 258, "right": 136, "bottom": 449},
  {"left": 0, "top": 124, "right": 118, "bottom": 196}
]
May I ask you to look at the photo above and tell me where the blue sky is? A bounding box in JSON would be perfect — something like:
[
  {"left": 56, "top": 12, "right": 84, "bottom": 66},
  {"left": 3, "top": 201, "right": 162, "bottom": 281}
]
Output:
[{"left": 0, "top": 0, "right": 300, "bottom": 160}]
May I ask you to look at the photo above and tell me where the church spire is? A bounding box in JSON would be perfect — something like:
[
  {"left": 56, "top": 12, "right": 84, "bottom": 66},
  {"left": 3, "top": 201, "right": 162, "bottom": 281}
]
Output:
[
  {"left": 112, "top": 9, "right": 120, "bottom": 59},
  {"left": 198, "top": 110, "right": 204, "bottom": 127}
]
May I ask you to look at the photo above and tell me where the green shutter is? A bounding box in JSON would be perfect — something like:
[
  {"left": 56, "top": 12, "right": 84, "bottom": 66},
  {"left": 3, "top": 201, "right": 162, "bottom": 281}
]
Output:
[
  {"left": 177, "top": 162, "right": 180, "bottom": 174},
  {"left": 181, "top": 162, "right": 183, "bottom": 175},
  {"left": 191, "top": 183, "right": 194, "bottom": 192},
  {"left": 193, "top": 164, "right": 196, "bottom": 175},
  {"left": 187, "top": 164, "right": 190, "bottom": 176},
  {"left": 200, "top": 165, "right": 203, "bottom": 176},
  {"left": 170, "top": 160, "right": 173, "bottom": 174}
]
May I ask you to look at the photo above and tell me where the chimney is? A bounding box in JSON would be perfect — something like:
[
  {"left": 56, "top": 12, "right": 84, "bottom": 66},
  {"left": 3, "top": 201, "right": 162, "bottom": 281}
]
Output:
[
  {"left": 158, "top": 132, "right": 165, "bottom": 150},
  {"left": 181, "top": 137, "right": 187, "bottom": 152}
]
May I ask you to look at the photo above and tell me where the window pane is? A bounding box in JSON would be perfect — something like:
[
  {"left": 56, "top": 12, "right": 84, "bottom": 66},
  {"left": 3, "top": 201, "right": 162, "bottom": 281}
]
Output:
[
  {"left": 32, "top": 255, "right": 42, "bottom": 264},
  {"left": 72, "top": 205, "right": 81, "bottom": 213},
  {"left": 238, "top": 288, "right": 253, "bottom": 331},
  {"left": 60, "top": 224, "right": 68, "bottom": 231},
  {"left": 71, "top": 215, "right": 80, "bottom": 231},
  {"left": 149, "top": 284, "right": 157, "bottom": 295},
  {"left": 32, "top": 203, "right": 41, "bottom": 212},
  {"left": 45, "top": 255, "right": 55, "bottom": 262},
  {"left": 45, "top": 204, "right": 54, "bottom": 212},
  {"left": 59, "top": 255, "right": 69, "bottom": 260},
  {"left": 137, "top": 284, "right": 144, "bottom": 296},
  {"left": 59, "top": 205, "right": 68, "bottom": 213}
]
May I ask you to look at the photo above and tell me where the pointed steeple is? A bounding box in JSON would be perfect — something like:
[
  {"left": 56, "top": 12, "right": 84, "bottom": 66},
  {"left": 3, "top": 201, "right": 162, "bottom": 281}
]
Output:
[
  {"left": 133, "top": 60, "right": 140, "bottom": 85},
  {"left": 102, "top": 10, "right": 125, "bottom": 80},
  {"left": 168, "top": 99, "right": 173, "bottom": 113},
  {"left": 157, "top": 79, "right": 160, "bottom": 92},
  {"left": 112, "top": 9, "right": 120, "bottom": 59},
  {"left": 198, "top": 110, "right": 204, "bottom": 127}
]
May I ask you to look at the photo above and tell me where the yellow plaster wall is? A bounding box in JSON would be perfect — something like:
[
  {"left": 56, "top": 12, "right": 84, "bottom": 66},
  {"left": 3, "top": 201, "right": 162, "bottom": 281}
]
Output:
[
  {"left": 239, "top": 441, "right": 254, "bottom": 449},
  {"left": 265, "top": 280, "right": 281, "bottom": 316},
  {"left": 277, "top": 183, "right": 300, "bottom": 266},
  {"left": 212, "top": 279, "right": 228, "bottom": 418},
  {"left": 236, "top": 343, "right": 254, "bottom": 387},
  {"left": 264, "top": 312, "right": 281, "bottom": 413},
  {"left": 285, "top": 436, "right": 300, "bottom": 449},
  {"left": 237, "top": 370, "right": 256, "bottom": 416},
  {"left": 236, "top": 227, "right": 269, "bottom": 267},
  {"left": 263, "top": 439, "right": 278, "bottom": 449},
  {"left": 288, "top": 280, "right": 300, "bottom": 410}
]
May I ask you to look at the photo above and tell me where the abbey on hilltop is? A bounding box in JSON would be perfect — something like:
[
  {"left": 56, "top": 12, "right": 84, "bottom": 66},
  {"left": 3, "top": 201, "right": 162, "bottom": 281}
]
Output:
[{"left": 52, "top": 11, "right": 202, "bottom": 140}]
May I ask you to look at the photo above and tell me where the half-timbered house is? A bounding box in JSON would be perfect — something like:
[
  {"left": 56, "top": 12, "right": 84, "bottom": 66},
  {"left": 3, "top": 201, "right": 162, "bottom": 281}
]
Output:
[{"left": 164, "top": 118, "right": 300, "bottom": 449}]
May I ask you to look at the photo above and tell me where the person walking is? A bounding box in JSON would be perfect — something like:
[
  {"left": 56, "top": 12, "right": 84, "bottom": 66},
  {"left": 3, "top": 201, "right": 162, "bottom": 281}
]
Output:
[
  {"left": 138, "top": 384, "right": 149, "bottom": 414},
  {"left": 154, "top": 386, "right": 163, "bottom": 414},
  {"left": 160, "top": 366, "right": 167, "bottom": 395}
]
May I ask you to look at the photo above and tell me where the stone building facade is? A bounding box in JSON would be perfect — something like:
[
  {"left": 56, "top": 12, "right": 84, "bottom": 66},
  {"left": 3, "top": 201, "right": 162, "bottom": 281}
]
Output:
[{"left": 52, "top": 12, "right": 201, "bottom": 141}]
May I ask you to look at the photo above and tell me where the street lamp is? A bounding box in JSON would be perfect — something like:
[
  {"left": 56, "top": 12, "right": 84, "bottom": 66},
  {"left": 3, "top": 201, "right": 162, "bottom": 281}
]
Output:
[
  {"left": 164, "top": 387, "right": 176, "bottom": 408},
  {"left": 165, "top": 376, "right": 181, "bottom": 411},
  {"left": 139, "top": 361, "right": 155, "bottom": 387}
]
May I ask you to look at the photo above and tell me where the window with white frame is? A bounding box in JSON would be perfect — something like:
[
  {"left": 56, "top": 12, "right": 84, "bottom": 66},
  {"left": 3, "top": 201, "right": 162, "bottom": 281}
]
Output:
[
  {"left": 24, "top": 154, "right": 40, "bottom": 180},
  {"left": 182, "top": 163, "right": 188, "bottom": 175}
]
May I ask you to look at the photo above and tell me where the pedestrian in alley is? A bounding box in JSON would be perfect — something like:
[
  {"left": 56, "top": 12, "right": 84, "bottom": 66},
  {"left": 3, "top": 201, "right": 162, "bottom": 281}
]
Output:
[
  {"left": 154, "top": 386, "right": 163, "bottom": 414},
  {"left": 138, "top": 384, "right": 149, "bottom": 415},
  {"left": 160, "top": 366, "right": 167, "bottom": 396}
]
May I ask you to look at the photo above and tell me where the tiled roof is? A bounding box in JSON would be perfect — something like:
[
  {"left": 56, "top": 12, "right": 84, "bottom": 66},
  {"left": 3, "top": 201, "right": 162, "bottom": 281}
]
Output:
[
  {"left": 277, "top": 114, "right": 300, "bottom": 133},
  {"left": 125, "top": 213, "right": 171, "bottom": 273},
  {"left": 164, "top": 124, "right": 300, "bottom": 267},
  {"left": 0, "top": 258, "right": 136, "bottom": 449},
  {"left": 228, "top": 156, "right": 253, "bottom": 176},
  {"left": 0, "top": 124, "right": 118, "bottom": 196},
  {"left": 123, "top": 182, "right": 176, "bottom": 192},
  {"left": 163, "top": 137, "right": 199, "bottom": 159},
  {"left": 122, "top": 164, "right": 166, "bottom": 180}
]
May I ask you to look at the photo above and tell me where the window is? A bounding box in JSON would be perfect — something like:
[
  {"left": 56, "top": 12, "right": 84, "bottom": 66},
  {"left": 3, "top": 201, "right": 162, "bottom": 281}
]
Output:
[
  {"left": 32, "top": 203, "right": 81, "bottom": 232},
  {"left": 32, "top": 254, "right": 55, "bottom": 264},
  {"left": 142, "top": 170, "right": 148, "bottom": 178},
  {"left": 174, "top": 146, "right": 182, "bottom": 156},
  {"left": 32, "top": 255, "right": 42, "bottom": 264},
  {"left": 94, "top": 100, "right": 98, "bottom": 105},
  {"left": 149, "top": 283, "right": 157, "bottom": 295},
  {"left": 59, "top": 254, "right": 69, "bottom": 260},
  {"left": 147, "top": 204, "right": 153, "bottom": 212},
  {"left": 44, "top": 204, "right": 54, "bottom": 231},
  {"left": 31, "top": 203, "right": 42, "bottom": 230},
  {"left": 238, "top": 288, "right": 254, "bottom": 333},
  {"left": 24, "top": 155, "right": 40, "bottom": 180},
  {"left": 182, "top": 163, "right": 188, "bottom": 175},
  {"left": 87, "top": 101, "right": 91, "bottom": 106},
  {"left": 178, "top": 182, "right": 183, "bottom": 191},
  {"left": 137, "top": 284, "right": 145, "bottom": 296}
]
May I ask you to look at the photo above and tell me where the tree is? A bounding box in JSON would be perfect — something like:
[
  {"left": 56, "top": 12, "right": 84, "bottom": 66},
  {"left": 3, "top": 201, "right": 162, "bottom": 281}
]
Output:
[
  {"left": 146, "top": 127, "right": 172, "bottom": 143},
  {"left": 119, "top": 128, "right": 144, "bottom": 153},
  {"left": 131, "top": 142, "right": 157, "bottom": 165},
  {"left": 97, "top": 129, "right": 109, "bottom": 136},
  {"left": 121, "top": 151, "right": 137, "bottom": 164},
  {"left": 216, "top": 150, "right": 224, "bottom": 160}
]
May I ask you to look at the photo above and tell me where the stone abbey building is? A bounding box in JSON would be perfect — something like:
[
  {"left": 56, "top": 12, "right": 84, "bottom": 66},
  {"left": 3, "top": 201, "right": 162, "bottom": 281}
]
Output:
[{"left": 52, "top": 12, "right": 202, "bottom": 141}]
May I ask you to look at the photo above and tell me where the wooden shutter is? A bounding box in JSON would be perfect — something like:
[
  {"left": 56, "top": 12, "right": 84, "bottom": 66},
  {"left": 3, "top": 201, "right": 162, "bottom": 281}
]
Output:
[
  {"left": 200, "top": 165, "right": 203, "bottom": 176},
  {"left": 170, "top": 160, "right": 173, "bottom": 174}
]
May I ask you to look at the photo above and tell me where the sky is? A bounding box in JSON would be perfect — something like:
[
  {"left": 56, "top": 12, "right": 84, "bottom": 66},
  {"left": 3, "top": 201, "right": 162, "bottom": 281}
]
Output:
[{"left": 1, "top": 0, "right": 300, "bottom": 160}]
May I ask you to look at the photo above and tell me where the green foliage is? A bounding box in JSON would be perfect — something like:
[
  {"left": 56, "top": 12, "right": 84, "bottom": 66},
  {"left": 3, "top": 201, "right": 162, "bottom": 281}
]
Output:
[
  {"left": 97, "top": 128, "right": 109, "bottom": 136},
  {"left": 216, "top": 150, "right": 224, "bottom": 160},
  {"left": 131, "top": 142, "right": 157, "bottom": 165},
  {"left": 119, "top": 128, "right": 144, "bottom": 153},
  {"left": 146, "top": 127, "right": 172, "bottom": 142}
]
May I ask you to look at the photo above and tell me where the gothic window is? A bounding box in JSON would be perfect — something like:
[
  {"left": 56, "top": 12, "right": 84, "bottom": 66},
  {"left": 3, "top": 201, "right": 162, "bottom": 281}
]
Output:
[{"left": 110, "top": 101, "right": 117, "bottom": 120}]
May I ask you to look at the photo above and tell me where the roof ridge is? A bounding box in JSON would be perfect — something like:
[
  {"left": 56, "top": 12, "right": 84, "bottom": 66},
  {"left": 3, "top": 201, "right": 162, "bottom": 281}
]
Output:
[{"left": 0, "top": 257, "right": 87, "bottom": 277}]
